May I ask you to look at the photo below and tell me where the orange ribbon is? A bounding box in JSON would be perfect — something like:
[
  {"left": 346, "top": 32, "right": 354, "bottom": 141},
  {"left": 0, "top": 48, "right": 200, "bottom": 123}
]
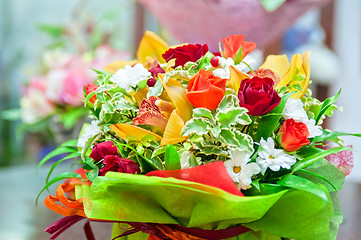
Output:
[{"left": 43, "top": 183, "right": 86, "bottom": 218}]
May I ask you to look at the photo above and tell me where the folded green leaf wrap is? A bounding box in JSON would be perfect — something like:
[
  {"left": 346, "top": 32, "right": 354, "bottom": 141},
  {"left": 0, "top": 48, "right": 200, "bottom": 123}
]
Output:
[{"left": 77, "top": 172, "right": 337, "bottom": 240}]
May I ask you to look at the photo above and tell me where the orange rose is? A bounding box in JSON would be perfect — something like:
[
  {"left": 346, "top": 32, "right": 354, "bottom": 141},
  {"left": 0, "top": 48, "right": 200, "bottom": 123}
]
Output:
[
  {"left": 279, "top": 119, "right": 310, "bottom": 152},
  {"left": 186, "top": 69, "right": 227, "bottom": 110},
  {"left": 221, "top": 34, "right": 256, "bottom": 63}
]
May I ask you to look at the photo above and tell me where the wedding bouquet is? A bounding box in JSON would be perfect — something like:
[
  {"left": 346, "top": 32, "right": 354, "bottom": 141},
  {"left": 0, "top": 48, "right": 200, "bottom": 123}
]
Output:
[{"left": 38, "top": 31, "right": 359, "bottom": 240}]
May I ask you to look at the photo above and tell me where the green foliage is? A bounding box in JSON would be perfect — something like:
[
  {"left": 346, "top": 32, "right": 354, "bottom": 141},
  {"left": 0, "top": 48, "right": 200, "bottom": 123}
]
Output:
[
  {"left": 278, "top": 174, "right": 329, "bottom": 202},
  {"left": 37, "top": 24, "right": 64, "bottom": 38},
  {"left": 256, "top": 92, "right": 293, "bottom": 141},
  {"left": 315, "top": 89, "right": 341, "bottom": 124},
  {"left": 36, "top": 172, "right": 81, "bottom": 205},
  {"left": 165, "top": 144, "right": 181, "bottom": 170}
]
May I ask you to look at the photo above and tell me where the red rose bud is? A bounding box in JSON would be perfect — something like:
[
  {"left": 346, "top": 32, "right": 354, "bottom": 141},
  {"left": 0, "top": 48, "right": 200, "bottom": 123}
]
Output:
[
  {"left": 279, "top": 118, "right": 310, "bottom": 152},
  {"left": 238, "top": 76, "right": 281, "bottom": 116},
  {"left": 186, "top": 69, "right": 227, "bottom": 110},
  {"left": 147, "top": 77, "right": 157, "bottom": 87},
  {"left": 162, "top": 44, "right": 209, "bottom": 68},
  {"left": 99, "top": 156, "right": 140, "bottom": 176},
  {"left": 89, "top": 141, "right": 118, "bottom": 162},
  {"left": 210, "top": 57, "right": 219, "bottom": 67},
  {"left": 85, "top": 83, "right": 98, "bottom": 104},
  {"left": 149, "top": 64, "right": 165, "bottom": 78}
]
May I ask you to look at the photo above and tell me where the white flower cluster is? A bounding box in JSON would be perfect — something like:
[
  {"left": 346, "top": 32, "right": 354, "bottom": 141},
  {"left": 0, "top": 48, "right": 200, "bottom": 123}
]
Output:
[
  {"left": 211, "top": 54, "right": 256, "bottom": 79},
  {"left": 77, "top": 120, "right": 101, "bottom": 149},
  {"left": 109, "top": 63, "right": 151, "bottom": 92},
  {"left": 282, "top": 98, "right": 322, "bottom": 138}
]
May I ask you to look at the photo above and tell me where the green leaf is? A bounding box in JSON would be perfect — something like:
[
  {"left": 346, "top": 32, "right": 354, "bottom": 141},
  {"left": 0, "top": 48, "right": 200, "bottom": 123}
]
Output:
[
  {"left": 81, "top": 134, "right": 100, "bottom": 161},
  {"left": 59, "top": 108, "right": 88, "bottom": 130},
  {"left": 296, "top": 169, "right": 337, "bottom": 191},
  {"left": 217, "top": 95, "right": 239, "bottom": 112},
  {"left": 45, "top": 152, "right": 81, "bottom": 183},
  {"left": 292, "top": 146, "right": 351, "bottom": 172},
  {"left": 36, "top": 172, "right": 81, "bottom": 205},
  {"left": 312, "top": 129, "right": 361, "bottom": 143},
  {"left": 193, "top": 108, "right": 214, "bottom": 120},
  {"left": 216, "top": 107, "right": 251, "bottom": 128},
  {"left": 260, "top": 0, "right": 286, "bottom": 11},
  {"left": 38, "top": 147, "right": 76, "bottom": 169},
  {"left": 188, "top": 153, "right": 199, "bottom": 167},
  {"left": 181, "top": 118, "right": 210, "bottom": 136},
  {"left": 164, "top": 144, "right": 181, "bottom": 170},
  {"left": 234, "top": 130, "right": 254, "bottom": 152},
  {"left": 147, "top": 79, "right": 163, "bottom": 98},
  {"left": 151, "top": 146, "right": 165, "bottom": 158},
  {"left": 315, "top": 89, "right": 341, "bottom": 124},
  {"left": 86, "top": 168, "right": 99, "bottom": 182},
  {"left": 233, "top": 45, "right": 243, "bottom": 65},
  {"left": 256, "top": 92, "right": 293, "bottom": 141},
  {"left": 84, "top": 91, "right": 96, "bottom": 106},
  {"left": 1, "top": 108, "right": 20, "bottom": 121},
  {"left": 277, "top": 174, "right": 329, "bottom": 202},
  {"left": 296, "top": 158, "right": 345, "bottom": 192},
  {"left": 37, "top": 24, "right": 64, "bottom": 37},
  {"left": 59, "top": 139, "right": 78, "bottom": 148}
]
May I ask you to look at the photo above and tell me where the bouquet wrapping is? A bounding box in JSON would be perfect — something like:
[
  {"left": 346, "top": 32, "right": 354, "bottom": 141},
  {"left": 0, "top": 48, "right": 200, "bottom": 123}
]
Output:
[{"left": 38, "top": 31, "right": 359, "bottom": 240}]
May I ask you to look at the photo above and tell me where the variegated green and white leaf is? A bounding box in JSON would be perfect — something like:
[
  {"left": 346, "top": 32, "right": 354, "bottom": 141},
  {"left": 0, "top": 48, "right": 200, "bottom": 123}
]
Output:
[
  {"left": 217, "top": 94, "right": 239, "bottom": 112},
  {"left": 216, "top": 106, "right": 251, "bottom": 128},
  {"left": 182, "top": 118, "right": 210, "bottom": 136},
  {"left": 193, "top": 108, "right": 214, "bottom": 120}
]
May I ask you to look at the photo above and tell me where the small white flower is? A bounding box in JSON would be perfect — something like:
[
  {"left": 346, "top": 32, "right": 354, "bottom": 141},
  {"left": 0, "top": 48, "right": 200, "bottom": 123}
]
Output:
[
  {"left": 282, "top": 98, "right": 308, "bottom": 122},
  {"left": 212, "top": 57, "right": 234, "bottom": 79},
  {"left": 256, "top": 138, "right": 296, "bottom": 175},
  {"left": 109, "top": 63, "right": 151, "bottom": 92},
  {"left": 282, "top": 98, "right": 322, "bottom": 138},
  {"left": 304, "top": 119, "right": 323, "bottom": 138},
  {"left": 77, "top": 120, "right": 101, "bottom": 149},
  {"left": 224, "top": 148, "right": 260, "bottom": 190}
]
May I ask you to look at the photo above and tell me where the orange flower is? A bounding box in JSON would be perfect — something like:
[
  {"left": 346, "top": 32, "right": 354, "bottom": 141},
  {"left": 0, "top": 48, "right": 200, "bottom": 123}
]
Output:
[
  {"left": 279, "top": 119, "right": 310, "bottom": 152},
  {"left": 133, "top": 96, "right": 175, "bottom": 131},
  {"left": 186, "top": 69, "right": 227, "bottom": 110},
  {"left": 221, "top": 34, "right": 256, "bottom": 63}
]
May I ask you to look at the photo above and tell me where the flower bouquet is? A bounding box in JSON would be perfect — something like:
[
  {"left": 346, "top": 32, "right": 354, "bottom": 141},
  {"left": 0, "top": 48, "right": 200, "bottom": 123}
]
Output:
[
  {"left": 138, "top": 0, "right": 330, "bottom": 50},
  {"left": 38, "top": 31, "right": 360, "bottom": 240}
]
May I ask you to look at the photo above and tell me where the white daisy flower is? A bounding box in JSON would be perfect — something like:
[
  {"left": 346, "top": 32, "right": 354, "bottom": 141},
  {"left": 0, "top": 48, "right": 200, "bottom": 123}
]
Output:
[
  {"left": 256, "top": 137, "right": 296, "bottom": 175},
  {"left": 224, "top": 148, "right": 260, "bottom": 190},
  {"left": 109, "top": 63, "right": 151, "bottom": 92},
  {"left": 282, "top": 98, "right": 322, "bottom": 138},
  {"left": 77, "top": 120, "right": 101, "bottom": 149}
]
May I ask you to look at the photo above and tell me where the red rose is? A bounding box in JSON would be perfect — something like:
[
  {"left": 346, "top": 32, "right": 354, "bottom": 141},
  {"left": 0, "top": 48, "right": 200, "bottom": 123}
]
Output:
[
  {"left": 279, "top": 118, "right": 310, "bottom": 152},
  {"left": 221, "top": 35, "right": 256, "bottom": 62},
  {"left": 237, "top": 76, "right": 281, "bottom": 116},
  {"left": 89, "top": 141, "right": 118, "bottom": 162},
  {"left": 85, "top": 83, "right": 98, "bottom": 104},
  {"left": 99, "top": 155, "right": 140, "bottom": 176},
  {"left": 186, "top": 69, "right": 227, "bottom": 110},
  {"left": 162, "top": 44, "right": 209, "bottom": 67}
]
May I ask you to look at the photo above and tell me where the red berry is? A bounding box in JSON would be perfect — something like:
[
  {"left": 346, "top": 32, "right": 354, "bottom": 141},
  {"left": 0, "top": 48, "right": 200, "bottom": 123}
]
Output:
[
  {"left": 210, "top": 57, "right": 219, "bottom": 67},
  {"left": 147, "top": 77, "right": 156, "bottom": 87}
]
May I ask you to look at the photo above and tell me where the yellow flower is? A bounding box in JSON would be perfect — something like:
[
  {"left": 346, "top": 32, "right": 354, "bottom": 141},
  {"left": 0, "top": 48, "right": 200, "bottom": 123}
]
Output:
[{"left": 260, "top": 51, "right": 310, "bottom": 99}]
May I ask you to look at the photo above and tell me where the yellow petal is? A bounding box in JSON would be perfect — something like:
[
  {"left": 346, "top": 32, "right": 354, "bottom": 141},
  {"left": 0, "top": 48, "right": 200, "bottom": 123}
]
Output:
[
  {"left": 291, "top": 51, "right": 310, "bottom": 99},
  {"left": 110, "top": 124, "right": 162, "bottom": 142},
  {"left": 276, "top": 53, "right": 302, "bottom": 89},
  {"left": 158, "top": 74, "right": 193, "bottom": 122},
  {"left": 228, "top": 65, "right": 249, "bottom": 92},
  {"left": 104, "top": 60, "right": 137, "bottom": 74},
  {"left": 161, "top": 110, "right": 188, "bottom": 146},
  {"left": 260, "top": 54, "right": 290, "bottom": 80},
  {"left": 134, "top": 88, "right": 149, "bottom": 107},
  {"left": 136, "top": 31, "right": 169, "bottom": 64}
]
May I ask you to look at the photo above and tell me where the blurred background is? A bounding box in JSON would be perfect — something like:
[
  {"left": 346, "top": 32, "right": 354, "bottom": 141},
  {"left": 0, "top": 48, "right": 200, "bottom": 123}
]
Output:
[{"left": 0, "top": 0, "right": 360, "bottom": 239}]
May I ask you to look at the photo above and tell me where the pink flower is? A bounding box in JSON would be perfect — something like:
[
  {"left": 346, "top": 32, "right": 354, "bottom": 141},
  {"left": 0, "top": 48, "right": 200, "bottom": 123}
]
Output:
[{"left": 46, "top": 56, "right": 95, "bottom": 107}]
